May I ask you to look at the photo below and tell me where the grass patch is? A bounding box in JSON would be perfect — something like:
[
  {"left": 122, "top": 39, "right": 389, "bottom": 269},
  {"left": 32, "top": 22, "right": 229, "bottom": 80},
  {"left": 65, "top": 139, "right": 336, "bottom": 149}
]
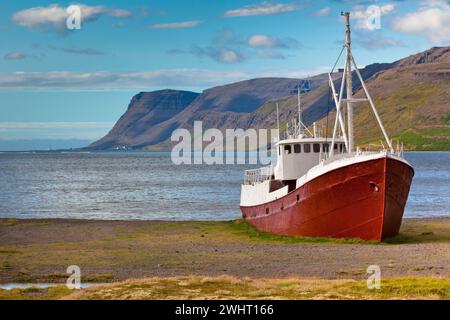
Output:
[
  {"left": 395, "top": 128, "right": 450, "bottom": 151},
  {"left": 223, "top": 219, "right": 378, "bottom": 245},
  {"left": 0, "top": 286, "right": 72, "bottom": 300},
  {"left": 61, "top": 276, "right": 450, "bottom": 300},
  {"left": 338, "top": 277, "right": 450, "bottom": 300},
  {"left": 441, "top": 114, "right": 450, "bottom": 125}
]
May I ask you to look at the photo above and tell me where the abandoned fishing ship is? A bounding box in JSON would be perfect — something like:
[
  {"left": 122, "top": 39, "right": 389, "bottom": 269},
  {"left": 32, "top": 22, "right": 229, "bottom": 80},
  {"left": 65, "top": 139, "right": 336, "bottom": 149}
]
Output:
[{"left": 240, "top": 13, "right": 414, "bottom": 241}]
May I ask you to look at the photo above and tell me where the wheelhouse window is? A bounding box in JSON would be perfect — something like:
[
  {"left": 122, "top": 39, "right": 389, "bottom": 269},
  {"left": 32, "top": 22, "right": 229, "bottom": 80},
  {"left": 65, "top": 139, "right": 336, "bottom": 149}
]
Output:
[
  {"left": 313, "top": 143, "right": 320, "bottom": 153},
  {"left": 323, "top": 143, "right": 329, "bottom": 153},
  {"left": 340, "top": 143, "right": 345, "bottom": 153},
  {"left": 284, "top": 145, "right": 292, "bottom": 154},
  {"left": 304, "top": 144, "right": 311, "bottom": 153},
  {"left": 294, "top": 144, "right": 301, "bottom": 153}
]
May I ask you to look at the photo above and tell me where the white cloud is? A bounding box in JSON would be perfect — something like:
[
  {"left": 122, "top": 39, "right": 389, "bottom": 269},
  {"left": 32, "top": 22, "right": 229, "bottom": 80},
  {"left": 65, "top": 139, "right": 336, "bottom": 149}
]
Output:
[
  {"left": 247, "top": 34, "right": 302, "bottom": 49},
  {"left": 392, "top": 0, "right": 450, "bottom": 44},
  {"left": 224, "top": 2, "right": 297, "bottom": 17},
  {"left": 352, "top": 3, "right": 396, "bottom": 30},
  {"left": 0, "top": 122, "right": 115, "bottom": 129},
  {"left": 247, "top": 35, "right": 280, "bottom": 48},
  {"left": 354, "top": 32, "right": 405, "bottom": 50},
  {"left": 147, "top": 20, "right": 203, "bottom": 29},
  {"left": 48, "top": 46, "right": 105, "bottom": 55},
  {"left": 0, "top": 68, "right": 330, "bottom": 91},
  {"left": 12, "top": 4, "right": 131, "bottom": 33},
  {"left": 312, "top": 7, "right": 331, "bottom": 17},
  {"left": 191, "top": 46, "right": 246, "bottom": 63},
  {"left": 4, "top": 52, "right": 26, "bottom": 60},
  {"left": 218, "top": 49, "right": 241, "bottom": 63},
  {"left": 170, "top": 29, "right": 301, "bottom": 63}
]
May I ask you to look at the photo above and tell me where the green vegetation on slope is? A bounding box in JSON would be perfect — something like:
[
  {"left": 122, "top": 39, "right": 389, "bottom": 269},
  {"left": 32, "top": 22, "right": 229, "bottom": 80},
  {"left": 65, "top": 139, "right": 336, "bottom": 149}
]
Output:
[
  {"left": 318, "top": 83, "right": 450, "bottom": 150},
  {"left": 354, "top": 84, "right": 450, "bottom": 150}
]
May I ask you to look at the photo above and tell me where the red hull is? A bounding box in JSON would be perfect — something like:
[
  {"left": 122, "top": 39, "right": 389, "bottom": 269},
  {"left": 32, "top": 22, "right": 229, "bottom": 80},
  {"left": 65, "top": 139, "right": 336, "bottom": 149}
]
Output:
[{"left": 241, "top": 157, "right": 414, "bottom": 241}]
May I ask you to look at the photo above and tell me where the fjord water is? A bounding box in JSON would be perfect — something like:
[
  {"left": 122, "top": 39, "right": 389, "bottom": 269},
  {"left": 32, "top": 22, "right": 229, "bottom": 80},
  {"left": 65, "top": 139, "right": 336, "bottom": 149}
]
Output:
[{"left": 0, "top": 152, "right": 448, "bottom": 220}]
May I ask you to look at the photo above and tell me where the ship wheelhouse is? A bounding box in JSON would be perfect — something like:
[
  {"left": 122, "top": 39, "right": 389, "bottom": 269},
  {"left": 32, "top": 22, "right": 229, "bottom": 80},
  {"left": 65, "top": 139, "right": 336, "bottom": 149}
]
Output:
[{"left": 275, "top": 138, "right": 346, "bottom": 181}]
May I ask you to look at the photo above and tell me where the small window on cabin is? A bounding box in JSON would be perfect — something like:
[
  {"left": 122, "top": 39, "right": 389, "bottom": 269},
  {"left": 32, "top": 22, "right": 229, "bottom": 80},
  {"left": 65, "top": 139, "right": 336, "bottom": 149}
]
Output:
[
  {"left": 304, "top": 144, "right": 311, "bottom": 153},
  {"left": 284, "top": 145, "right": 292, "bottom": 154},
  {"left": 294, "top": 144, "right": 301, "bottom": 153},
  {"left": 313, "top": 143, "right": 320, "bottom": 153},
  {"left": 323, "top": 143, "right": 329, "bottom": 153},
  {"left": 334, "top": 143, "right": 338, "bottom": 150},
  {"left": 340, "top": 144, "right": 344, "bottom": 153}
]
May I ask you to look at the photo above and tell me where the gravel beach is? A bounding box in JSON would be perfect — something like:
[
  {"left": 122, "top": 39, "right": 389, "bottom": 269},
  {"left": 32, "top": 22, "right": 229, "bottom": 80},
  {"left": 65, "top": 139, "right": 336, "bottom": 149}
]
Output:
[{"left": 0, "top": 217, "right": 449, "bottom": 284}]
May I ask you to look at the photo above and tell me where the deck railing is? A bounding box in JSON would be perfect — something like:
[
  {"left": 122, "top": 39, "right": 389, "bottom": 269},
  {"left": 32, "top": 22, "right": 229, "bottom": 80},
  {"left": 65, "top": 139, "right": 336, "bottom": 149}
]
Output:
[{"left": 244, "top": 165, "right": 274, "bottom": 185}]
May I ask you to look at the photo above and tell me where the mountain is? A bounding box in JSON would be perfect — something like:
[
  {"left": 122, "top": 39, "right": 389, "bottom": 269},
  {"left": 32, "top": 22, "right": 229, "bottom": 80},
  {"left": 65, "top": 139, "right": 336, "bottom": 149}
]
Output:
[
  {"left": 90, "top": 78, "right": 320, "bottom": 149},
  {"left": 89, "top": 46, "right": 450, "bottom": 151},
  {"left": 89, "top": 89, "right": 199, "bottom": 149}
]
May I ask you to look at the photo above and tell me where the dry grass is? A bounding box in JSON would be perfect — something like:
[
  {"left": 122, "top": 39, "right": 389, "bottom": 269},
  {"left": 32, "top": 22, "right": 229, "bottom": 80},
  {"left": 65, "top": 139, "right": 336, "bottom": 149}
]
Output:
[{"left": 2, "top": 276, "right": 447, "bottom": 300}]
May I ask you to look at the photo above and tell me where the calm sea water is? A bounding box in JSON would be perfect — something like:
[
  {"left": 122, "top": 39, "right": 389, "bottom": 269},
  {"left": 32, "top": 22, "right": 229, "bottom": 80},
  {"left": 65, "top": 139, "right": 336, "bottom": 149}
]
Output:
[{"left": 0, "top": 152, "right": 448, "bottom": 220}]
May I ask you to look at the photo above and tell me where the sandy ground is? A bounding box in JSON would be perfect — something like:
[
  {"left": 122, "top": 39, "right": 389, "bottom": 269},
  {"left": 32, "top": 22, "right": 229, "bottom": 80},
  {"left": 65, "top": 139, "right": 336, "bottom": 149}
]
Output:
[{"left": 0, "top": 217, "right": 449, "bottom": 283}]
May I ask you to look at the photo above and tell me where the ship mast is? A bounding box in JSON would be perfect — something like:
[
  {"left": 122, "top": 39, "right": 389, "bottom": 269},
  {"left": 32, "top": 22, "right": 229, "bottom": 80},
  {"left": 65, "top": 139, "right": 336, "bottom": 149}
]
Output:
[
  {"left": 342, "top": 12, "right": 354, "bottom": 152},
  {"left": 328, "top": 12, "right": 394, "bottom": 157},
  {"left": 297, "top": 84, "right": 303, "bottom": 137}
]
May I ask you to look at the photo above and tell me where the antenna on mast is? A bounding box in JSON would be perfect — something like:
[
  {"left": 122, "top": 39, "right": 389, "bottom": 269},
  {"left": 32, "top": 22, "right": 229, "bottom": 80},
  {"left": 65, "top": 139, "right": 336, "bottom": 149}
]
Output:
[
  {"left": 297, "top": 84, "right": 303, "bottom": 137},
  {"left": 276, "top": 102, "right": 280, "bottom": 142}
]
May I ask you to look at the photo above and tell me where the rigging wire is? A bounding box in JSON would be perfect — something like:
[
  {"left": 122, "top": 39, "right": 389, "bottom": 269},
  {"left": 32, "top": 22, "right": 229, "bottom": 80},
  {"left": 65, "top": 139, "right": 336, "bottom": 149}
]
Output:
[{"left": 325, "top": 44, "right": 346, "bottom": 148}]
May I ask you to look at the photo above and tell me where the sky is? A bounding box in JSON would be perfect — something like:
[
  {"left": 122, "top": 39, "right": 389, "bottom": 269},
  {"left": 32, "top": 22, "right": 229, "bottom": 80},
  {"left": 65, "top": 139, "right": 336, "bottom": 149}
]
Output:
[{"left": 0, "top": 0, "right": 449, "bottom": 150}]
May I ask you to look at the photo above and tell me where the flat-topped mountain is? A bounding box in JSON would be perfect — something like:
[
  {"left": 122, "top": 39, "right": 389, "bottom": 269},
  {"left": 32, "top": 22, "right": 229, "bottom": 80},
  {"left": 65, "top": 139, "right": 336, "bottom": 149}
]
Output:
[{"left": 89, "top": 89, "right": 199, "bottom": 149}]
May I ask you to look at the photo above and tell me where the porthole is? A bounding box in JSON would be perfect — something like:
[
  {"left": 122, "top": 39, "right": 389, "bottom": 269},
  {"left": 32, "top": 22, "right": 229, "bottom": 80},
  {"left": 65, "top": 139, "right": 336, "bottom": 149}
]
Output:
[{"left": 370, "top": 181, "right": 379, "bottom": 192}]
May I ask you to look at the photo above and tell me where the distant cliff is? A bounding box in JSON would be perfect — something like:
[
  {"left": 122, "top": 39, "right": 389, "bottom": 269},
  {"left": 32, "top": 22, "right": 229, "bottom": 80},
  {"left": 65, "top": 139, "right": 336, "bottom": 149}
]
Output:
[{"left": 89, "top": 89, "right": 199, "bottom": 149}]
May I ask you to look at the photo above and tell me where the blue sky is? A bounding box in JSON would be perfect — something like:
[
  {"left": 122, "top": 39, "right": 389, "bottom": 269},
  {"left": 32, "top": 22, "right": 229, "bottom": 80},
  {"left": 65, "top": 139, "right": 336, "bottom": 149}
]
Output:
[{"left": 0, "top": 0, "right": 449, "bottom": 149}]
